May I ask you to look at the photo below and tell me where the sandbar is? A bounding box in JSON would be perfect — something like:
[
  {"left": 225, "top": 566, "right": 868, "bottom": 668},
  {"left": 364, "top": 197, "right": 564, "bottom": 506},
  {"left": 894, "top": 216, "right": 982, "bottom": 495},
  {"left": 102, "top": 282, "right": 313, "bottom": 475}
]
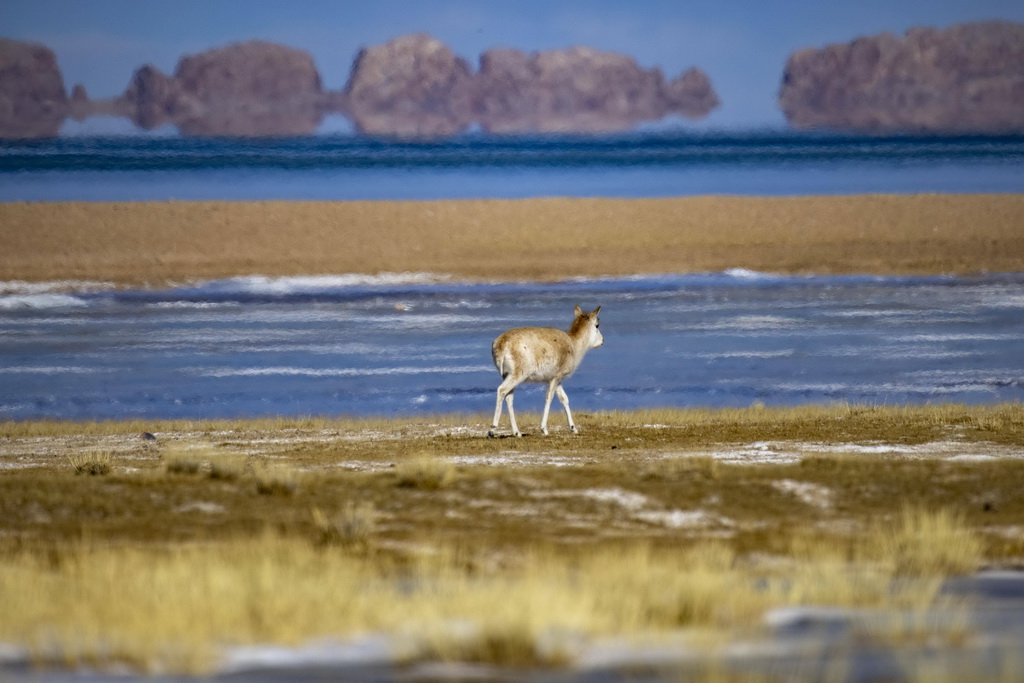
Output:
[{"left": 2, "top": 194, "right": 1023, "bottom": 286}]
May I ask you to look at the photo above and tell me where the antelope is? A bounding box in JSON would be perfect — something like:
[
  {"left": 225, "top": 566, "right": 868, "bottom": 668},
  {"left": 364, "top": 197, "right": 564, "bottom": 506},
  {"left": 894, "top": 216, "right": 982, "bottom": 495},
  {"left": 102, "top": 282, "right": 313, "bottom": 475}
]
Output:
[{"left": 488, "top": 305, "right": 603, "bottom": 437}]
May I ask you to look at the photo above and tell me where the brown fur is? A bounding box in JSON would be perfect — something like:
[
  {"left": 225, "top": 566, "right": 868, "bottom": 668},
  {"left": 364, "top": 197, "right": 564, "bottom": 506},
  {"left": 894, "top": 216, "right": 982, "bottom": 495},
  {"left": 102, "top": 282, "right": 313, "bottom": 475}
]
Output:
[{"left": 489, "top": 306, "right": 603, "bottom": 437}]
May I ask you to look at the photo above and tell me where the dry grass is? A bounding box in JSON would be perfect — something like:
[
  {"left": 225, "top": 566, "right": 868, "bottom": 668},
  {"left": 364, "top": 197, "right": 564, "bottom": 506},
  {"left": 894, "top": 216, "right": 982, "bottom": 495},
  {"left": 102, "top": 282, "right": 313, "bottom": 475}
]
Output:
[
  {"left": 872, "top": 506, "right": 985, "bottom": 578},
  {"left": 251, "top": 461, "right": 301, "bottom": 496},
  {"left": 66, "top": 450, "right": 114, "bottom": 476},
  {"left": 2, "top": 195, "right": 1023, "bottom": 285},
  {"left": 0, "top": 531, "right": 960, "bottom": 673},
  {"left": 0, "top": 405, "right": 1021, "bottom": 674},
  {"left": 3, "top": 401, "right": 1022, "bottom": 446},
  {"left": 311, "top": 502, "right": 377, "bottom": 550},
  {"left": 395, "top": 452, "right": 458, "bottom": 490}
]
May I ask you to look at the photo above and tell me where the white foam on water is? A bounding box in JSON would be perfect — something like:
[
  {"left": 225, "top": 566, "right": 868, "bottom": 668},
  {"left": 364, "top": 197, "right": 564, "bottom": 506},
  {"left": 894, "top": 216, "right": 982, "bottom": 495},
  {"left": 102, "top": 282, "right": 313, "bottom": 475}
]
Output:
[
  {"left": 0, "top": 365, "right": 110, "bottom": 375},
  {"left": 689, "top": 315, "right": 801, "bottom": 331},
  {"left": 194, "top": 272, "right": 453, "bottom": 295},
  {"left": 825, "top": 345, "right": 981, "bottom": 360},
  {"left": 894, "top": 333, "right": 1018, "bottom": 343},
  {"left": 148, "top": 301, "right": 241, "bottom": 309},
  {"left": 191, "top": 365, "right": 491, "bottom": 378},
  {"left": 906, "top": 368, "right": 1022, "bottom": 381},
  {"left": 982, "top": 294, "right": 1024, "bottom": 308},
  {"left": 773, "top": 379, "right": 1012, "bottom": 395},
  {"left": 691, "top": 350, "right": 796, "bottom": 359},
  {"left": 0, "top": 280, "right": 113, "bottom": 295},
  {"left": 722, "top": 268, "right": 779, "bottom": 280},
  {"left": 0, "top": 293, "right": 89, "bottom": 309}
]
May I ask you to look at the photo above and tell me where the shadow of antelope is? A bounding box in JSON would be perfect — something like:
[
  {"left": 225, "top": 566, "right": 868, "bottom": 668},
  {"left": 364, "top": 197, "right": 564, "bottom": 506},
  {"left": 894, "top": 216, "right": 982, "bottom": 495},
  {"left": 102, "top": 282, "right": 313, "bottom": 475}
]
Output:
[{"left": 488, "top": 305, "right": 603, "bottom": 437}]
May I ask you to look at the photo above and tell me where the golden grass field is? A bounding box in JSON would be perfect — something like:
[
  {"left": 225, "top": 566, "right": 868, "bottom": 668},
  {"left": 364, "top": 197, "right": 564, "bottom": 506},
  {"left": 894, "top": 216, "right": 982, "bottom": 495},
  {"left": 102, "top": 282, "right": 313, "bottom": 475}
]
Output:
[
  {"left": 2, "top": 194, "right": 1023, "bottom": 285},
  {"left": 2, "top": 405, "right": 1024, "bottom": 674}
]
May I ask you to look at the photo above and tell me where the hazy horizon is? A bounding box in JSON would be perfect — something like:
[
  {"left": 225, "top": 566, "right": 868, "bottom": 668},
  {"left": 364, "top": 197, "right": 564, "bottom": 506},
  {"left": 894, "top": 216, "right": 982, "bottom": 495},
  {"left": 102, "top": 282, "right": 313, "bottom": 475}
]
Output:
[{"left": 3, "top": 0, "right": 1024, "bottom": 133}]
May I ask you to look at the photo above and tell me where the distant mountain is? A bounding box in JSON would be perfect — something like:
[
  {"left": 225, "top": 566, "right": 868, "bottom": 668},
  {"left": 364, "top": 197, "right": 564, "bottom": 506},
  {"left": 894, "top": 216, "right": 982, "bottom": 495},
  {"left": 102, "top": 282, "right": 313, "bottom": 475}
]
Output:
[
  {"left": 780, "top": 21, "right": 1024, "bottom": 134},
  {"left": 0, "top": 38, "right": 67, "bottom": 138},
  {"left": 0, "top": 34, "right": 717, "bottom": 138}
]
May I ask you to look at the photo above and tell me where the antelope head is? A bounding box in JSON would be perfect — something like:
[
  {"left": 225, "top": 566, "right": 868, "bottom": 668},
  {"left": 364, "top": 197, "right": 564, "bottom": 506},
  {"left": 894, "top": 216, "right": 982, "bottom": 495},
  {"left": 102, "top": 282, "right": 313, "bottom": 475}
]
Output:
[{"left": 572, "top": 304, "right": 603, "bottom": 350}]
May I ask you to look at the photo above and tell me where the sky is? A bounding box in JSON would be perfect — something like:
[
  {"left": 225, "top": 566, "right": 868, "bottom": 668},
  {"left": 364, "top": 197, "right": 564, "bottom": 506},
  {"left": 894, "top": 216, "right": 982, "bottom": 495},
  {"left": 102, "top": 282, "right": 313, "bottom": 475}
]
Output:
[{"left": 3, "top": 0, "right": 1024, "bottom": 131}]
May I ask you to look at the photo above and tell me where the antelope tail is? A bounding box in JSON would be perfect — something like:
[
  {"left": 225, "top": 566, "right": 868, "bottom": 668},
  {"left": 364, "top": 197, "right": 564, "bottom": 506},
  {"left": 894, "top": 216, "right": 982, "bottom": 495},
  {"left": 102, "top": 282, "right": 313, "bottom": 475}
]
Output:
[{"left": 495, "top": 347, "right": 511, "bottom": 379}]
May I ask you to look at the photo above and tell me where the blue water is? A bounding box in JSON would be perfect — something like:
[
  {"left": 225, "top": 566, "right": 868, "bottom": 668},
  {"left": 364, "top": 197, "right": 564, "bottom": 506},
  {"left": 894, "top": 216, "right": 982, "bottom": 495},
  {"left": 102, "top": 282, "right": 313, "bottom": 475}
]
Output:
[
  {"left": 2, "top": 132, "right": 1022, "bottom": 420},
  {"left": 2, "top": 272, "right": 1023, "bottom": 421},
  {"left": 2, "top": 131, "right": 1024, "bottom": 200}
]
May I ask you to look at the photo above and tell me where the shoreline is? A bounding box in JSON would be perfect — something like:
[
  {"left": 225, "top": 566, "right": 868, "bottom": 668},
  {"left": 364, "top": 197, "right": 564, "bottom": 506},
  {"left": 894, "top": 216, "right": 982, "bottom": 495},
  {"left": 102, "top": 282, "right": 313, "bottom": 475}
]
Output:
[
  {"left": 3, "top": 194, "right": 1023, "bottom": 286},
  {"left": 6, "top": 268, "right": 1022, "bottom": 296}
]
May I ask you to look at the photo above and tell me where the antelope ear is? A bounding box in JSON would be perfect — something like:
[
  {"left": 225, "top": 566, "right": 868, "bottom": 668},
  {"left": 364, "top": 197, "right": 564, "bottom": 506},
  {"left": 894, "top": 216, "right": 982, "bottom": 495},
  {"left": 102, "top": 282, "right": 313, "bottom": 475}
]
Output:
[
  {"left": 591, "top": 306, "right": 601, "bottom": 316},
  {"left": 574, "top": 304, "right": 583, "bottom": 317}
]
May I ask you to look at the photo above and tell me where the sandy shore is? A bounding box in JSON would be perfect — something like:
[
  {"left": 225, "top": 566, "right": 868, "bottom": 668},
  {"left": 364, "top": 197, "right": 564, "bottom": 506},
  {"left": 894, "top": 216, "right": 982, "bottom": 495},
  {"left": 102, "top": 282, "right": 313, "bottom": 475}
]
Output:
[{"left": 2, "top": 194, "right": 1023, "bottom": 285}]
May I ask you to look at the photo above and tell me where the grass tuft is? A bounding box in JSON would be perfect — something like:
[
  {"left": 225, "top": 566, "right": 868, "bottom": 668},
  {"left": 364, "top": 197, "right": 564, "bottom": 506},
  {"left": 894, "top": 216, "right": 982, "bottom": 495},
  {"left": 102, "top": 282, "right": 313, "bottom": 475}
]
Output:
[
  {"left": 395, "top": 453, "right": 457, "bottom": 490},
  {"left": 207, "top": 453, "right": 248, "bottom": 481},
  {"left": 66, "top": 451, "right": 113, "bottom": 476},
  {"left": 873, "top": 506, "right": 984, "bottom": 578},
  {"left": 252, "top": 461, "right": 300, "bottom": 496},
  {"left": 642, "top": 454, "right": 720, "bottom": 481},
  {"left": 312, "top": 503, "right": 377, "bottom": 551}
]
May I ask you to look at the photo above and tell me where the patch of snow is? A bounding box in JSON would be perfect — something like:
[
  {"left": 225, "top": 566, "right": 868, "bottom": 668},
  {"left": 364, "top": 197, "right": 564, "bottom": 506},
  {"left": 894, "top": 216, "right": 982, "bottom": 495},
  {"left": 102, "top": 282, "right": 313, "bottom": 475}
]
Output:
[
  {"left": 220, "top": 635, "right": 394, "bottom": 674},
  {"left": 685, "top": 440, "right": 1024, "bottom": 466},
  {"left": 635, "top": 509, "right": 734, "bottom": 529},
  {"left": 534, "top": 487, "right": 650, "bottom": 511},
  {"left": 577, "top": 632, "right": 699, "bottom": 670},
  {"left": 330, "top": 461, "right": 394, "bottom": 472},
  {"left": 450, "top": 453, "right": 592, "bottom": 468},
  {"left": 771, "top": 480, "right": 834, "bottom": 509},
  {"left": 175, "top": 501, "right": 226, "bottom": 514},
  {"left": 0, "top": 460, "right": 45, "bottom": 470},
  {"left": 0, "top": 642, "right": 28, "bottom": 665},
  {"left": 763, "top": 606, "right": 854, "bottom": 630},
  {"left": 947, "top": 454, "right": 999, "bottom": 462},
  {"left": 582, "top": 488, "right": 650, "bottom": 510}
]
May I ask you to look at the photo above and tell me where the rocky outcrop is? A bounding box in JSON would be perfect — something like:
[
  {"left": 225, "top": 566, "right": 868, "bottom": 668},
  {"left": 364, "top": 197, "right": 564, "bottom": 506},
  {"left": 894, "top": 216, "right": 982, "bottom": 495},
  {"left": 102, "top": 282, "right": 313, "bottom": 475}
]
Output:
[
  {"left": 475, "top": 46, "right": 689, "bottom": 133},
  {"left": 116, "top": 41, "right": 327, "bottom": 135},
  {"left": 345, "top": 33, "right": 476, "bottom": 137},
  {"left": 0, "top": 38, "right": 67, "bottom": 138},
  {"left": 122, "top": 65, "right": 180, "bottom": 129},
  {"left": 780, "top": 21, "right": 1024, "bottom": 133},
  {"left": 666, "top": 67, "right": 719, "bottom": 119},
  {"left": 171, "top": 41, "right": 325, "bottom": 136},
  {"left": 345, "top": 39, "right": 719, "bottom": 135}
]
